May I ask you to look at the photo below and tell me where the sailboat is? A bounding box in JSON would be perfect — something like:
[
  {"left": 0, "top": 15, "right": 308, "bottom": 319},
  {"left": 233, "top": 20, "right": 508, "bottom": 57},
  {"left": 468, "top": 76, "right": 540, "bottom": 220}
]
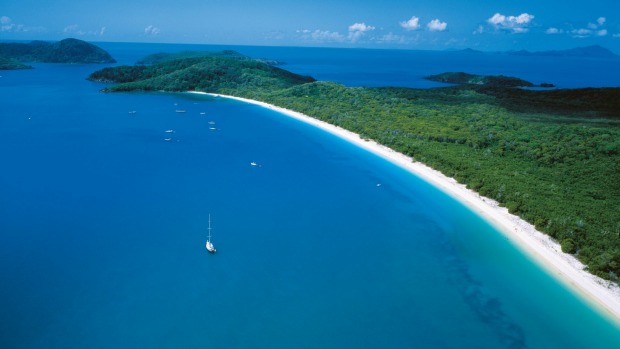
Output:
[{"left": 206, "top": 214, "right": 217, "bottom": 253}]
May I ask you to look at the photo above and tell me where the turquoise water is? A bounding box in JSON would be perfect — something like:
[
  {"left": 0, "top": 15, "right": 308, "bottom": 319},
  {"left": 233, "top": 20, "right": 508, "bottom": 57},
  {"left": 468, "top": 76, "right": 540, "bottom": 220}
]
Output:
[{"left": 1, "top": 45, "right": 619, "bottom": 348}]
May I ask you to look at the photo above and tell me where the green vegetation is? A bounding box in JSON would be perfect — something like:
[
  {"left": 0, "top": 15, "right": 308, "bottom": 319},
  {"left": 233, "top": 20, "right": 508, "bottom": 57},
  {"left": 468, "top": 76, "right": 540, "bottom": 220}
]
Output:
[
  {"left": 88, "top": 53, "right": 314, "bottom": 93},
  {"left": 425, "top": 72, "right": 541, "bottom": 88},
  {"left": 136, "top": 50, "right": 248, "bottom": 65},
  {"left": 0, "top": 55, "right": 32, "bottom": 70},
  {"left": 90, "top": 52, "right": 620, "bottom": 282},
  {"left": 0, "top": 38, "right": 115, "bottom": 68},
  {"left": 135, "top": 50, "right": 286, "bottom": 66}
]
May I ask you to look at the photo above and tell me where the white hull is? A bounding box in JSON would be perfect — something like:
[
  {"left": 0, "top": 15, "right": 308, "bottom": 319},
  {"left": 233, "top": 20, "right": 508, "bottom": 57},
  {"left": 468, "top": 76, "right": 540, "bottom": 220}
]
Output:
[{"left": 206, "top": 214, "right": 216, "bottom": 253}]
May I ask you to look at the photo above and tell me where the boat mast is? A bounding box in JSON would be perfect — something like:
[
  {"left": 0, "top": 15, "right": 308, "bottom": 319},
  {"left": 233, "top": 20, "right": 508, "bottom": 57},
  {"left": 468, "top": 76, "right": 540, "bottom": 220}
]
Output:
[{"left": 208, "top": 214, "right": 212, "bottom": 242}]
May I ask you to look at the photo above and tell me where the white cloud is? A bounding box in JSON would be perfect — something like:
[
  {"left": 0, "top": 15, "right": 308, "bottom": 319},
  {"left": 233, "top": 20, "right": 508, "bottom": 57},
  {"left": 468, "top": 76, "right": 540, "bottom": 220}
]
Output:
[
  {"left": 400, "top": 16, "right": 421, "bottom": 31},
  {"left": 377, "top": 32, "right": 407, "bottom": 44},
  {"left": 568, "top": 17, "right": 610, "bottom": 38},
  {"left": 614, "top": 33, "right": 620, "bottom": 38},
  {"left": 587, "top": 17, "right": 606, "bottom": 30},
  {"left": 427, "top": 19, "right": 447, "bottom": 32},
  {"left": 298, "top": 29, "right": 345, "bottom": 43},
  {"left": 487, "top": 13, "right": 506, "bottom": 25},
  {"left": 511, "top": 27, "right": 529, "bottom": 34},
  {"left": 313, "top": 30, "right": 345, "bottom": 42},
  {"left": 1, "top": 16, "right": 14, "bottom": 31},
  {"left": 487, "top": 12, "right": 534, "bottom": 33},
  {"left": 348, "top": 22, "right": 375, "bottom": 42},
  {"left": 348, "top": 22, "right": 375, "bottom": 33},
  {"left": 0, "top": 16, "right": 46, "bottom": 33},
  {"left": 473, "top": 25, "right": 484, "bottom": 35},
  {"left": 545, "top": 17, "right": 613, "bottom": 39},
  {"left": 572, "top": 28, "right": 592, "bottom": 38},
  {"left": 64, "top": 24, "right": 79, "bottom": 34},
  {"left": 299, "top": 22, "right": 376, "bottom": 44},
  {"left": 144, "top": 25, "right": 160, "bottom": 35},
  {"left": 63, "top": 24, "right": 106, "bottom": 37},
  {"left": 573, "top": 29, "right": 592, "bottom": 35}
]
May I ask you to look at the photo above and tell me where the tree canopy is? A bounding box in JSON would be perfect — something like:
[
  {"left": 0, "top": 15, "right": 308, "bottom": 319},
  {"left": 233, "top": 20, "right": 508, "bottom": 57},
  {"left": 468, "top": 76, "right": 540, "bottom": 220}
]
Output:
[{"left": 0, "top": 38, "right": 115, "bottom": 69}]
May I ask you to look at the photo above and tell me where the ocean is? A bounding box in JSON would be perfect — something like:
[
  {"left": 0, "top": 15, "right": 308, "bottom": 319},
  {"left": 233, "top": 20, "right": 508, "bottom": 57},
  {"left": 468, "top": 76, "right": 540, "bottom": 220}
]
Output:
[{"left": 1, "top": 43, "right": 619, "bottom": 348}]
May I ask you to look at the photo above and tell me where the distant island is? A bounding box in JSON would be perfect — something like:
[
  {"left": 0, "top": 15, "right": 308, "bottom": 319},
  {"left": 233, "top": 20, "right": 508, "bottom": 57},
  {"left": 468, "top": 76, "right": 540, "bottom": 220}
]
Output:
[
  {"left": 89, "top": 50, "right": 312, "bottom": 92},
  {"left": 507, "top": 45, "right": 618, "bottom": 58},
  {"left": 425, "top": 72, "right": 555, "bottom": 88},
  {"left": 456, "top": 45, "right": 618, "bottom": 59},
  {"left": 135, "top": 50, "right": 285, "bottom": 66},
  {"left": 0, "top": 38, "right": 116, "bottom": 69},
  {"left": 89, "top": 51, "right": 620, "bottom": 284}
]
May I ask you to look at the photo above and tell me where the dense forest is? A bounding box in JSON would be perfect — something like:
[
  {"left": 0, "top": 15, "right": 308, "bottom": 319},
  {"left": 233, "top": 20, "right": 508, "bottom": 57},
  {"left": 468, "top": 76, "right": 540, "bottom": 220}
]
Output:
[
  {"left": 89, "top": 53, "right": 314, "bottom": 92},
  {"left": 0, "top": 38, "right": 115, "bottom": 68},
  {"left": 0, "top": 55, "right": 32, "bottom": 70},
  {"left": 89, "top": 52, "right": 620, "bottom": 282},
  {"left": 425, "top": 72, "right": 541, "bottom": 88}
]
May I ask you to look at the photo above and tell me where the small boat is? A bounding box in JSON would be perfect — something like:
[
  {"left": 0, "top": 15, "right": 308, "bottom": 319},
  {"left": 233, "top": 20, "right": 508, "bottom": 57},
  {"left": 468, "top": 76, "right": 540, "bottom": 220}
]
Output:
[
  {"left": 164, "top": 129, "right": 174, "bottom": 133},
  {"left": 175, "top": 110, "right": 186, "bottom": 113},
  {"left": 128, "top": 110, "right": 137, "bottom": 115},
  {"left": 205, "top": 214, "right": 217, "bottom": 253},
  {"left": 250, "top": 162, "right": 258, "bottom": 166},
  {"left": 164, "top": 137, "right": 172, "bottom": 141},
  {"left": 208, "top": 121, "right": 216, "bottom": 125}
]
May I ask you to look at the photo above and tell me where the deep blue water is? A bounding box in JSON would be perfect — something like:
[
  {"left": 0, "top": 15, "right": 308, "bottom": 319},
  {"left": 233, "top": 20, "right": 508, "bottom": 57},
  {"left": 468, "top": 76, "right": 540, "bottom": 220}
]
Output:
[
  {"left": 1, "top": 44, "right": 619, "bottom": 348},
  {"left": 97, "top": 42, "right": 620, "bottom": 89}
]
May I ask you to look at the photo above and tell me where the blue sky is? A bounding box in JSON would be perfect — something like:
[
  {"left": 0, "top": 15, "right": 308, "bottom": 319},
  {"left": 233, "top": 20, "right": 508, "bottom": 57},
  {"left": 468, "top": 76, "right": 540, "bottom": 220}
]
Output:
[{"left": 2, "top": 0, "right": 619, "bottom": 52}]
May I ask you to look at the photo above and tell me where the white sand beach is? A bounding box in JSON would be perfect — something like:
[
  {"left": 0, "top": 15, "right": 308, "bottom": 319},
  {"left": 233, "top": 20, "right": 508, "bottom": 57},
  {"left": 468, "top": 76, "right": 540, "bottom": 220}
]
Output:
[{"left": 190, "top": 91, "right": 620, "bottom": 326}]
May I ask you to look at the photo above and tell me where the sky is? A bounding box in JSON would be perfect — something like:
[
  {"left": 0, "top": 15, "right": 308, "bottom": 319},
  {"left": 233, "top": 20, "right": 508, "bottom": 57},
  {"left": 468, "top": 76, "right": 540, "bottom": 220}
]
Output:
[{"left": 1, "top": 0, "right": 620, "bottom": 52}]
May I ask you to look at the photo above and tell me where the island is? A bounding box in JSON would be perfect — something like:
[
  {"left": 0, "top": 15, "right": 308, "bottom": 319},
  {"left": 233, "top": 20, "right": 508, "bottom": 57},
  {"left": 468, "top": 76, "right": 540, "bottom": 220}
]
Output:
[
  {"left": 89, "top": 50, "right": 312, "bottom": 92},
  {"left": 134, "top": 50, "right": 285, "bottom": 66},
  {"left": 507, "top": 45, "right": 618, "bottom": 58},
  {"left": 0, "top": 38, "right": 116, "bottom": 69},
  {"left": 89, "top": 52, "right": 620, "bottom": 287},
  {"left": 425, "top": 72, "right": 546, "bottom": 88},
  {"left": 0, "top": 55, "right": 33, "bottom": 70}
]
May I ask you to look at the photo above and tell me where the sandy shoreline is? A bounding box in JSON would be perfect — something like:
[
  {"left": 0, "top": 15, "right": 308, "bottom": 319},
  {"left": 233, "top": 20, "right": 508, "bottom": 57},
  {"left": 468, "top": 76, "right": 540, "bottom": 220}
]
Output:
[{"left": 189, "top": 91, "right": 620, "bottom": 326}]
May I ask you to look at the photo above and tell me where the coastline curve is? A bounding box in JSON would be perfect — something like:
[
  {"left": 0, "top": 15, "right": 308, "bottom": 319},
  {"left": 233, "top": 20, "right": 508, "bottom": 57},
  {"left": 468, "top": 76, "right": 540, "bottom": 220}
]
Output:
[{"left": 188, "top": 90, "right": 620, "bottom": 327}]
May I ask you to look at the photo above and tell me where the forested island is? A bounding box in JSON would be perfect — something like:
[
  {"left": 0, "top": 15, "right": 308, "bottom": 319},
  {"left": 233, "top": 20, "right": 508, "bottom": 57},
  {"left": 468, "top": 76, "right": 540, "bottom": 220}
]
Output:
[
  {"left": 89, "top": 51, "right": 620, "bottom": 282},
  {"left": 0, "top": 38, "right": 115, "bottom": 69},
  {"left": 89, "top": 51, "right": 313, "bottom": 92},
  {"left": 425, "top": 72, "right": 554, "bottom": 88},
  {"left": 0, "top": 55, "right": 32, "bottom": 70}
]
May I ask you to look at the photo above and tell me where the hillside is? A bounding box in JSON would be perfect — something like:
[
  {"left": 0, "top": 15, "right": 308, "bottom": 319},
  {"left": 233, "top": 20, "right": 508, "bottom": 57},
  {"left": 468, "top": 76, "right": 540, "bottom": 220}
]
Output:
[
  {"left": 90, "top": 52, "right": 620, "bottom": 282},
  {"left": 136, "top": 50, "right": 249, "bottom": 65},
  {"left": 0, "top": 55, "right": 32, "bottom": 70},
  {"left": 88, "top": 53, "right": 314, "bottom": 93},
  {"left": 425, "top": 72, "right": 539, "bottom": 88},
  {"left": 0, "top": 38, "right": 116, "bottom": 68}
]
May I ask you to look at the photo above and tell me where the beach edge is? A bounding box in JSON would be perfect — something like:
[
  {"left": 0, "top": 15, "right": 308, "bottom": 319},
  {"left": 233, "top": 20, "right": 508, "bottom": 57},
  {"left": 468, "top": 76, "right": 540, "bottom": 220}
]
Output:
[{"left": 189, "top": 90, "right": 620, "bottom": 326}]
